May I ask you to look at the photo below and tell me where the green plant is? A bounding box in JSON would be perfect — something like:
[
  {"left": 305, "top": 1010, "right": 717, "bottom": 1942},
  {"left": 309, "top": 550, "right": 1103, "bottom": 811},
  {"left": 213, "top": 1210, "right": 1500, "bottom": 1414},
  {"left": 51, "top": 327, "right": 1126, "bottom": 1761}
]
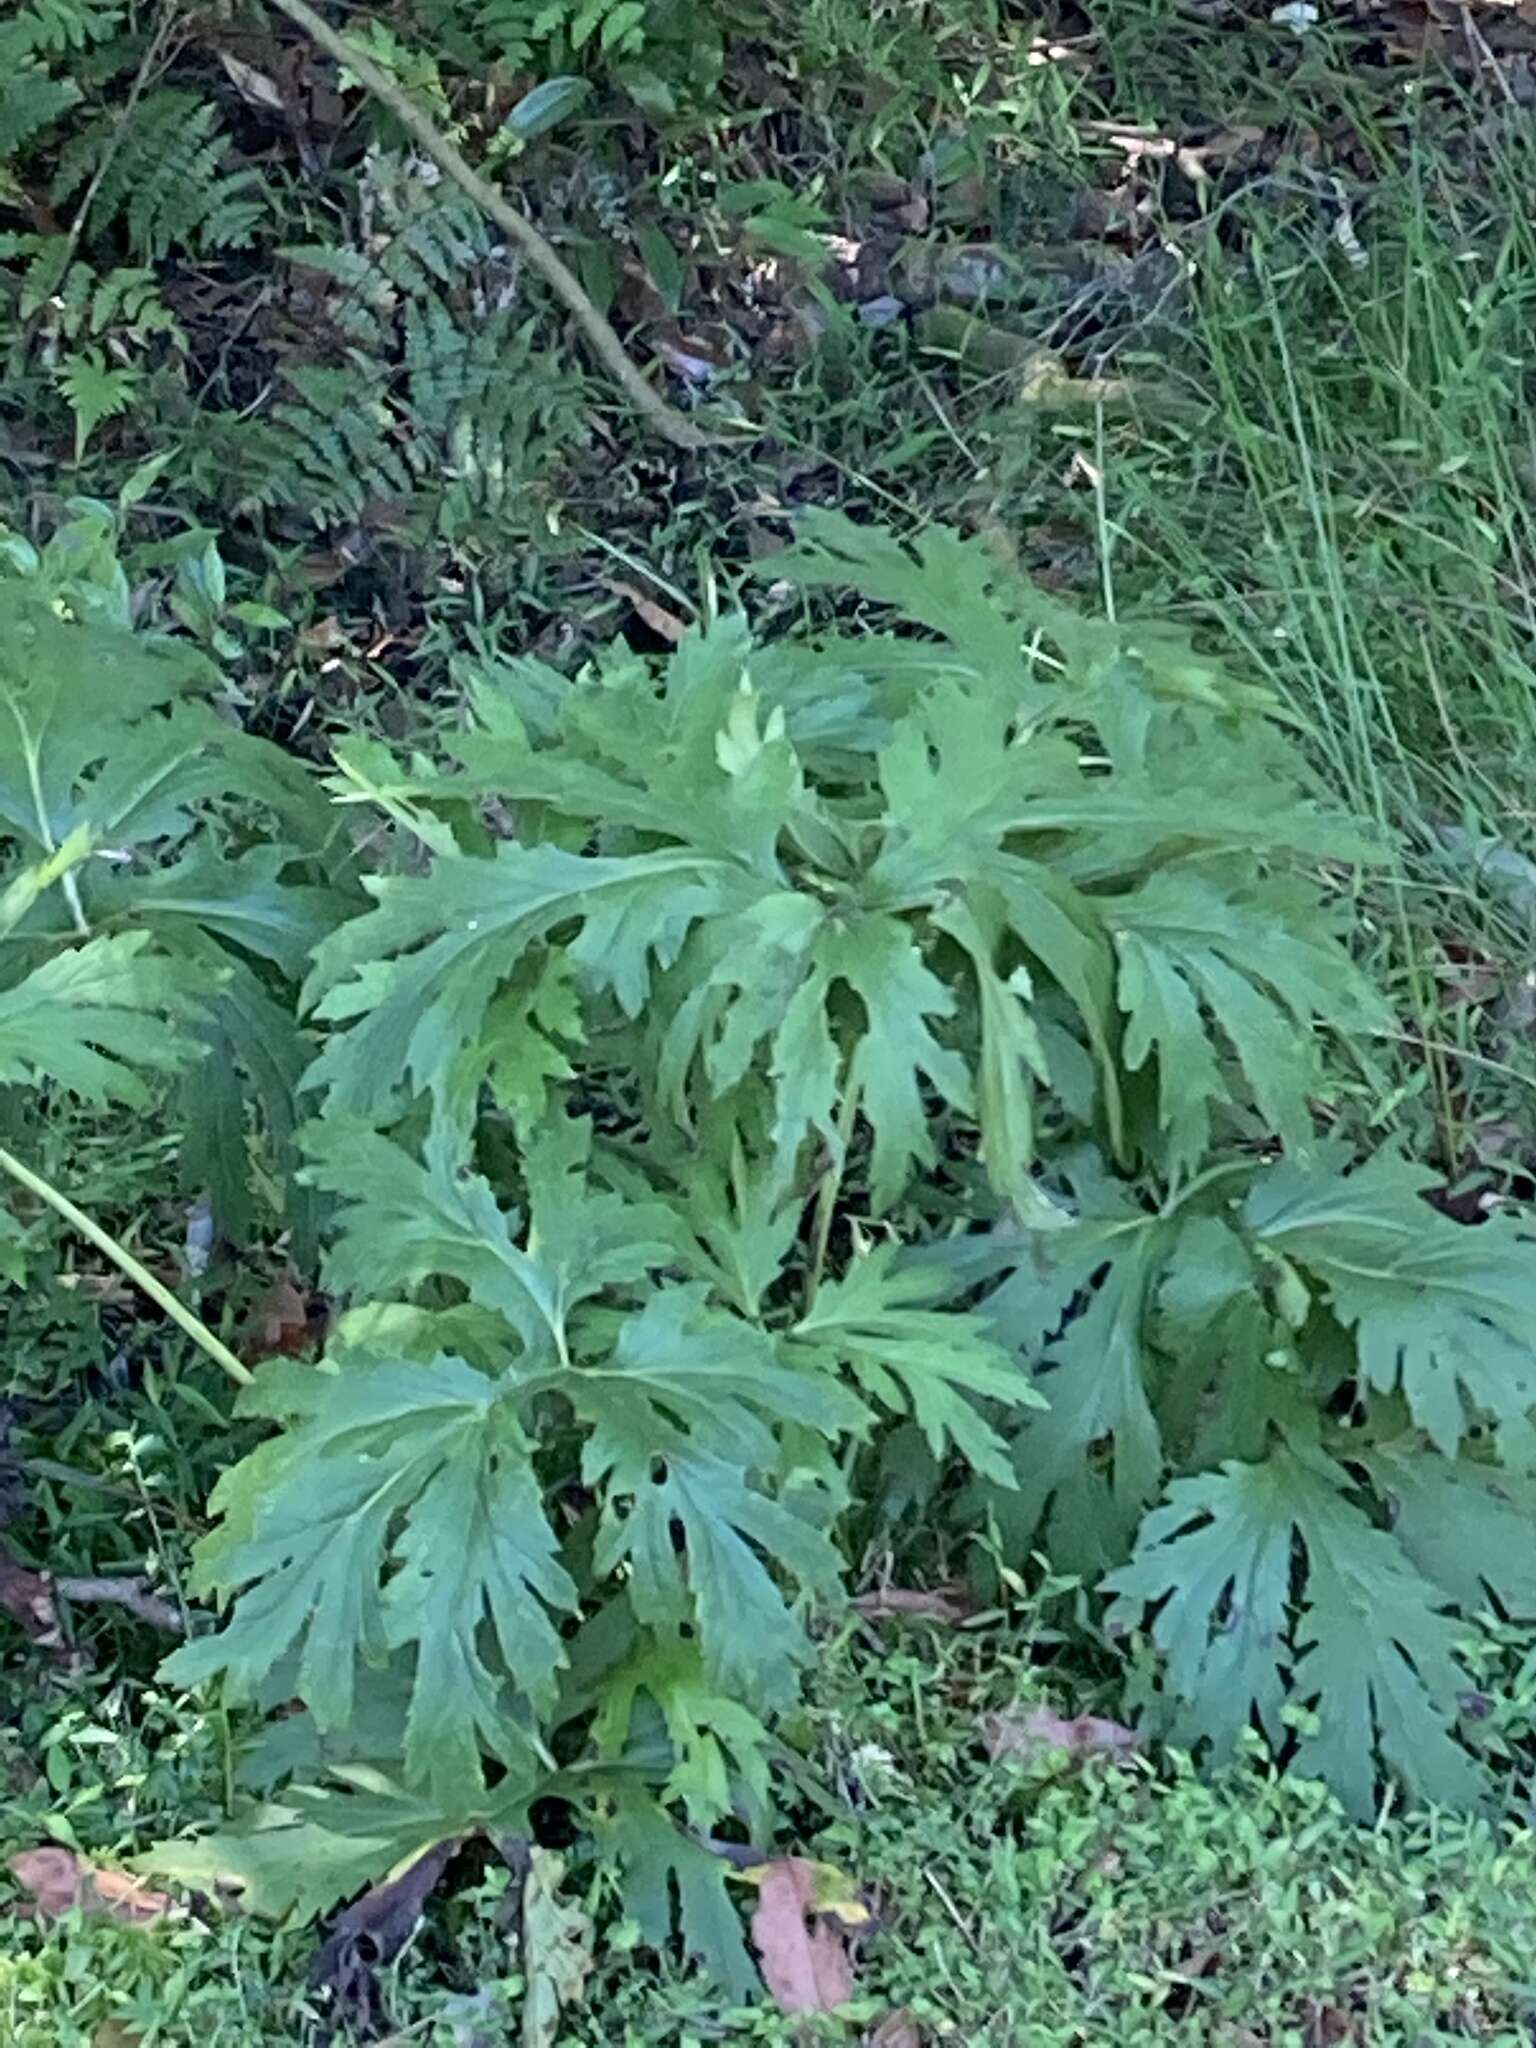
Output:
[
  {"left": 0, "top": 501, "right": 348, "bottom": 1255},
  {"left": 409, "top": 0, "right": 727, "bottom": 118},
  {"left": 7, "top": 195, "right": 1536, "bottom": 1916},
  {"left": 3, "top": 513, "right": 1474, "bottom": 1969}
]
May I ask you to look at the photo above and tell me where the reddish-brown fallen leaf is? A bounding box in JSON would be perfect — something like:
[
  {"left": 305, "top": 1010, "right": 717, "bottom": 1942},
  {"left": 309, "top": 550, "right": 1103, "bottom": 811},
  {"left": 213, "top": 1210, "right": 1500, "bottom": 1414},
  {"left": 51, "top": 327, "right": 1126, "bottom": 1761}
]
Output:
[
  {"left": 9, "top": 1847, "right": 173, "bottom": 1923},
  {"left": 981, "top": 1706, "right": 1142, "bottom": 1764},
  {"left": 750, "top": 1858, "right": 855, "bottom": 2015},
  {"left": 92, "top": 2023, "right": 143, "bottom": 2048},
  {"left": 238, "top": 1270, "right": 324, "bottom": 1364},
  {"left": 851, "top": 1583, "right": 975, "bottom": 1624}
]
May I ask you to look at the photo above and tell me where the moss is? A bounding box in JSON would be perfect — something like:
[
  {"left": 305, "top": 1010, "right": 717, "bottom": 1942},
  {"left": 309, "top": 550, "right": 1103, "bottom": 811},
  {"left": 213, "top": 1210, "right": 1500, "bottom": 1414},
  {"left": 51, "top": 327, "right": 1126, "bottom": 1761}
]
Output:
[{"left": 6, "top": 1633, "right": 1536, "bottom": 2045}]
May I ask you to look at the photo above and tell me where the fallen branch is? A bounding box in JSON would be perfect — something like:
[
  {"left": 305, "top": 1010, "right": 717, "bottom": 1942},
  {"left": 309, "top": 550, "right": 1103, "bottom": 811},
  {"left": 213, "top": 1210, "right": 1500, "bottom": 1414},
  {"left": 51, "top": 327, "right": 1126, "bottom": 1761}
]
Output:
[
  {"left": 261, "top": 0, "right": 715, "bottom": 451},
  {"left": 53, "top": 1574, "right": 186, "bottom": 1635}
]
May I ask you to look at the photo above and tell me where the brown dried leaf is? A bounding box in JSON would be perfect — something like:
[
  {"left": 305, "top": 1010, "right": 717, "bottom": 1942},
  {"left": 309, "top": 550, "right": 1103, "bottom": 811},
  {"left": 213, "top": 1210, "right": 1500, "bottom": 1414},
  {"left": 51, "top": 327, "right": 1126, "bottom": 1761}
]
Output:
[
  {"left": 981, "top": 1705, "right": 1142, "bottom": 1764},
  {"left": 218, "top": 51, "right": 287, "bottom": 114},
  {"left": 10, "top": 1847, "right": 173, "bottom": 1923},
  {"left": 750, "top": 1858, "right": 855, "bottom": 2015},
  {"left": 596, "top": 576, "right": 689, "bottom": 645},
  {"left": 311, "top": 1838, "right": 460, "bottom": 2039},
  {"left": 520, "top": 1848, "right": 595, "bottom": 2048},
  {"left": 867, "top": 2009, "right": 924, "bottom": 2048},
  {"left": 92, "top": 2025, "right": 142, "bottom": 2048}
]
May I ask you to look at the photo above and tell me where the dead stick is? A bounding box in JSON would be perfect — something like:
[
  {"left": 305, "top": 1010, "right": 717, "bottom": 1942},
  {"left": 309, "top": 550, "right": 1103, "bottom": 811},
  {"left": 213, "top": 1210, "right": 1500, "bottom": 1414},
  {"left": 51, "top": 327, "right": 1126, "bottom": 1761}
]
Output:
[
  {"left": 261, "top": 0, "right": 715, "bottom": 450},
  {"left": 53, "top": 1575, "right": 186, "bottom": 1634}
]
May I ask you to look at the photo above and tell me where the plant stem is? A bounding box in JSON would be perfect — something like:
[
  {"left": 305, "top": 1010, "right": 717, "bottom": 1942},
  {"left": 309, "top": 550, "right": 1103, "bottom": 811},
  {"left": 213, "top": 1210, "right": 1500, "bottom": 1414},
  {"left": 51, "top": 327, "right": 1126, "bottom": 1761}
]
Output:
[
  {"left": 0, "top": 1144, "right": 252, "bottom": 1388},
  {"left": 261, "top": 0, "right": 718, "bottom": 452},
  {"left": 803, "top": 1081, "right": 862, "bottom": 1314}
]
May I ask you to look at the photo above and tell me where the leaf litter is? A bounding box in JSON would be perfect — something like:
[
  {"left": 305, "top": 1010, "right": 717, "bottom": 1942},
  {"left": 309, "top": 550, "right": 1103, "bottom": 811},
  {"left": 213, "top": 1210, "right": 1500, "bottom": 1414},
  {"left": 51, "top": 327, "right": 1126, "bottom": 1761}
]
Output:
[
  {"left": 747, "top": 1857, "right": 860, "bottom": 2015},
  {"left": 981, "top": 1706, "right": 1143, "bottom": 1765}
]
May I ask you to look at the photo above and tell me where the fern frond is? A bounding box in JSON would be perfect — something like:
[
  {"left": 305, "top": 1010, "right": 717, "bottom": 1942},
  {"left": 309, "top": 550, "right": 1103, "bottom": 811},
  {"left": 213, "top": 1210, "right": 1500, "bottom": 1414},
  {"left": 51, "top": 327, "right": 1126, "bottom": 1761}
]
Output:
[
  {"left": 53, "top": 345, "right": 141, "bottom": 457},
  {"left": 54, "top": 89, "right": 265, "bottom": 261},
  {"left": 3, "top": 0, "right": 122, "bottom": 58},
  {"left": 0, "top": 68, "right": 79, "bottom": 158}
]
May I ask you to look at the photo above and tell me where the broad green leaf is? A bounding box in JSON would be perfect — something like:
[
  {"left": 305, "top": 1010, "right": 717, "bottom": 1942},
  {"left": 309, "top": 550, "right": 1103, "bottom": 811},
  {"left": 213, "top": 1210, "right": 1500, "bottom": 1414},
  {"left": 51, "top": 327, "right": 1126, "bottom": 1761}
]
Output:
[
  {"left": 576, "top": 1288, "right": 857, "bottom": 1703},
  {"left": 599, "top": 1790, "right": 759, "bottom": 2001},
  {"left": 1107, "top": 1440, "right": 1485, "bottom": 1815},
  {"left": 0, "top": 932, "right": 200, "bottom": 1104},
  {"left": 1111, "top": 871, "right": 1385, "bottom": 1175},
  {"left": 303, "top": 1113, "right": 672, "bottom": 1367},
  {"left": 983, "top": 1206, "right": 1170, "bottom": 1568},
  {"left": 136, "top": 1772, "right": 536, "bottom": 1922},
  {"left": 304, "top": 843, "right": 748, "bottom": 1124},
  {"left": 763, "top": 513, "right": 1057, "bottom": 714},
  {"left": 1246, "top": 1151, "right": 1536, "bottom": 1453},
  {"left": 455, "top": 616, "right": 803, "bottom": 876},
  {"left": 657, "top": 904, "right": 970, "bottom": 1208},
  {"left": 0, "top": 586, "right": 322, "bottom": 857},
  {"left": 178, "top": 959, "right": 319, "bottom": 1251},
  {"left": 838, "top": 914, "right": 972, "bottom": 1210},
  {"left": 1104, "top": 1455, "right": 1294, "bottom": 1758},
  {"left": 789, "top": 1245, "right": 1036, "bottom": 1487},
  {"left": 593, "top": 1633, "right": 773, "bottom": 1827},
  {"left": 1365, "top": 1441, "right": 1536, "bottom": 1619},
  {"left": 503, "top": 75, "right": 591, "bottom": 140},
  {"left": 0, "top": 589, "right": 208, "bottom": 847},
  {"left": 105, "top": 845, "right": 343, "bottom": 979},
  {"left": 164, "top": 1351, "right": 575, "bottom": 1800}
]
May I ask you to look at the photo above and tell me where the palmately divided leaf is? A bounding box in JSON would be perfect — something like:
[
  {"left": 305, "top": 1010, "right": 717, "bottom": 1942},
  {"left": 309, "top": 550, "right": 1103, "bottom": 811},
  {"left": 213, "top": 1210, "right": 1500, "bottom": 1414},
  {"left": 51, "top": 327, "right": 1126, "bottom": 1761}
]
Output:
[
  {"left": 0, "top": 932, "right": 200, "bottom": 1103},
  {"left": 981, "top": 1206, "right": 1170, "bottom": 1567},
  {"left": 593, "top": 1632, "right": 774, "bottom": 1828},
  {"left": 0, "top": 586, "right": 323, "bottom": 857},
  {"left": 599, "top": 1790, "right": 760, "bottom": 2003},
  {"left": 1111, "top": 871, "right": 1386, "bottom": 1175},
  {"left": 178, "top": 959, "right": 319, "bottom": 1250},
  {"left": 164, "top": 1351, "right": 575, "bottom": 1800},
  {"left": 104, "top": 845, "right": 343, "bottom": 980},
  {"left": 576, "top": 1288, "right": 857, "bottom": 1705},
  {"left": 304, "top": 843, "right": 749, "bottom": 1125},
  {"left": 1365, "top": 1440, "right": 1536, "bottom": 1619},
  {"left": 1106, "top": 1439, "right": 1485, "bottom": 1814},
  {"left": 303, "top": 1112, "right": 673, "bottom": 1367},
  {"left": 788, "top": 1245, "right": 1035, "bottom": 1487},
  {"left": 659, "top": 901, "right": 971, "bottom": 1209},
  {"left": 0, "top": 587, "right": 213, "bottom": 849},
  {"left": 1246, "top": 1151, "right": 1536, "bottom": 1453},
  {"left": 136, "top": 1772, "right": 538, "bottom": 1923},
  {"left": 457, "top": 616, "right": 804, "bottom": 877},
  {"left": 1104, "top": 1455, "right": 1294, "bottom": 1757},
  {"left": 839, "top": 914, "right": 972, "bottom": 1209}
]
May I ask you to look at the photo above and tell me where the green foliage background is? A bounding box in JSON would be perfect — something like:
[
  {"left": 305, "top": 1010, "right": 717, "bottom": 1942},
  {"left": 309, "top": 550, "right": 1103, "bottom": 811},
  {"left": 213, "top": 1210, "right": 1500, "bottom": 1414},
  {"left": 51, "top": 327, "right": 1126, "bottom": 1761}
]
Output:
[{"left": 7, "top": 0, "right": 1536, "bottom": 2024}]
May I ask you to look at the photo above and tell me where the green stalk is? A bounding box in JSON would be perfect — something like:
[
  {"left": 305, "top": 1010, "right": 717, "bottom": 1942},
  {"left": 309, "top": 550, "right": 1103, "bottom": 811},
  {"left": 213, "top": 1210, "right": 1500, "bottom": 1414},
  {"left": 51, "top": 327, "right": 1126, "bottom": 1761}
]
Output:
[
  {"left": 803, "top": 1080, "right": 863, "bottom": 1314},
  {"left": 0, "top": 1143, "right": 252, "bottom": 1388}
]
